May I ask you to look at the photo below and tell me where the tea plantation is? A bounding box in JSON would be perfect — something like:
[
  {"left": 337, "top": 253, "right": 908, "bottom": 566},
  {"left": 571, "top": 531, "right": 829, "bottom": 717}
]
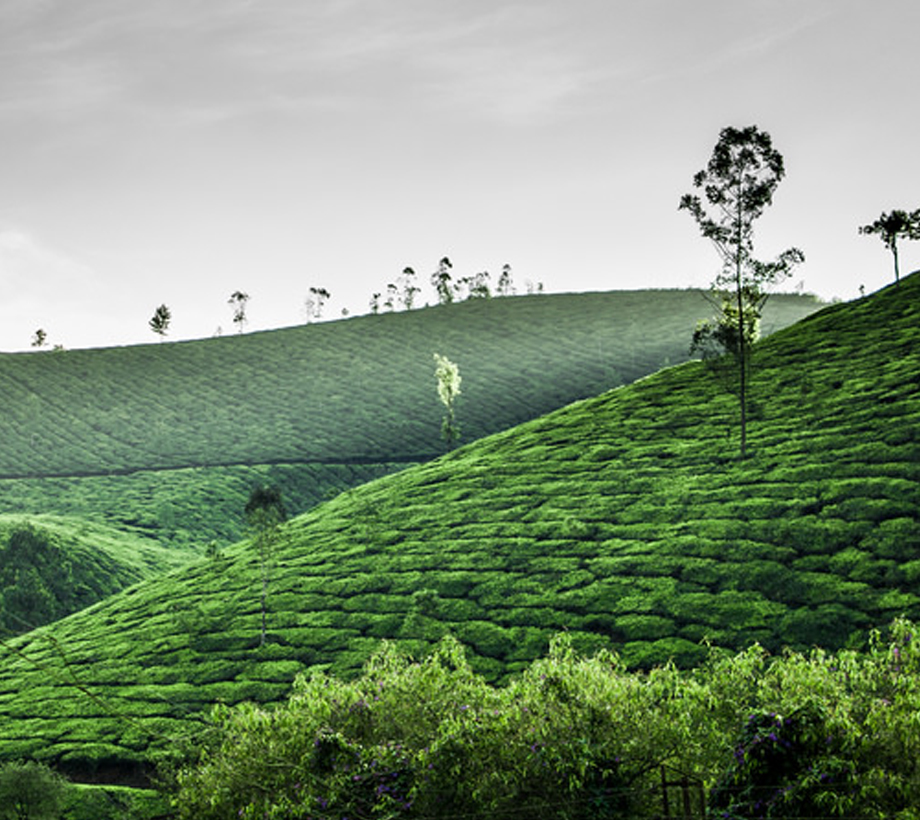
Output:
[
  {"left": 0, "top": 290, "right": 819, "bottom": 553},
  {"left": 0, "top": 515, "right": 188, "bottom": 635},
  {"left": 0, "top": 275, "right": 915, "bottom": 781}
]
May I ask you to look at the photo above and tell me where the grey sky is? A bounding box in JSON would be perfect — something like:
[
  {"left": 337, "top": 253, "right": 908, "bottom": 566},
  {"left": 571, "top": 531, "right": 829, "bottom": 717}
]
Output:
[{"left": 1, "top": 0, "right": 917, "bottom": 350}]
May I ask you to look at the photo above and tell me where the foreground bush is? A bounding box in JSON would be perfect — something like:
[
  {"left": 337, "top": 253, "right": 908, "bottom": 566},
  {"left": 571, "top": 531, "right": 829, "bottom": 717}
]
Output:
[
  {"left": 174, "top": 621, "right": 920, "bottom": 819},
  {"left": 0, "top": 760, "right": 66, "bottom": 820}
]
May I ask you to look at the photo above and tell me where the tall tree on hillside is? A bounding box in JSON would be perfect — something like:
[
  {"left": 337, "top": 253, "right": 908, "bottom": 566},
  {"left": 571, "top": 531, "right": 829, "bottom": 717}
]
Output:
[
  {"left": 679, "top": 124, "right": 804, "bottom": 458},
  {"left": 31, "top": 329, "right": 47, "bottom": 349},
  {"left": 384, "top": 283, "right": 398, "bottom": 312},
  {"left": 431, "top": 257, "right": 454, "bottom": 305},
  {"left": 397, "top": 267, "right": 421, "bottom": 310},
  {"left": 228, "top": 291, "right": 250, "bottom": 333},
  {"left": 433, "top": 353, "right": 462, "bottom": 450},
  {"left": 149, "top": 304, "right": 171, "bottom": 339},
  {"left": 859, "top": 209, "right": 920, "bottom": 286},
  {"left": 245, "top": 485, "right": 287, "bottom": 647},
  {"left": 305, "top": 286, "right": 332, "bottom": 322},
  {"left": 496, "top": 264, "right": 515, "bottom": 296}
]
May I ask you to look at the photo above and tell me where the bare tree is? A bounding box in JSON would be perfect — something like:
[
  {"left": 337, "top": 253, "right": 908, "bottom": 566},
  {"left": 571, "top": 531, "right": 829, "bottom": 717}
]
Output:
[{"left": 228, "top": 291, "right": 250, "bottom": 333}]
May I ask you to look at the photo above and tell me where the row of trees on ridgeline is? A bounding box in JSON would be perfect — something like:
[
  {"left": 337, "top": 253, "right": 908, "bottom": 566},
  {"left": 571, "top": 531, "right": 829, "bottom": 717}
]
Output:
[
  {"left": 369, "top": 260, "right": 540, "bottom": 315},
  {"left": 135, "top": 260, "right": 537, "bottom": 343}
]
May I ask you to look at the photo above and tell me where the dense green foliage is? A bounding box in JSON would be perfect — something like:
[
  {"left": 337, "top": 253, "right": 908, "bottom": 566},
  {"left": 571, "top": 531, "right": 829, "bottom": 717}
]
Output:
[
  {"left": 0, "top": 291, "right": 818, "bottom": 548},
  {"left": 173, "top": 622, "right": 920, "bottom": 819},
  {"left": 0, "top": 759, "right": 66, "bottom": 820},
  {"left": 0, "top": 516, "right": 189, "bottom": 637},
  {"left": 0, "top": 277, "right": 912, "bottom": 774},
  {"left": 62, "top": 784, "right": 168, "bottom": 820},
  {"left": 0, "top": 462, "right": 407, "bottom": 552}
]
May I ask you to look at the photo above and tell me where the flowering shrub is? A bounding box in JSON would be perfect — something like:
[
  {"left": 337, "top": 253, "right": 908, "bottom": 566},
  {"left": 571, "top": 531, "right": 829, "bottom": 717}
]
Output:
[{"left": 707, "top": 705, "right": 854, "bottom": 818}]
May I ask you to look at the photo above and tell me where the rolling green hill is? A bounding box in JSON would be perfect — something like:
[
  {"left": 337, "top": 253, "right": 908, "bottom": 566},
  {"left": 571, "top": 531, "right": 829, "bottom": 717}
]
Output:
[
  {"left": 0, "top": 277, "right": 913, "bottom": 780},
  {"left": 0, "top": 515, "right": 191, "bottom": 637},
  {"left": 0, "top": 291, "right": 819, "bottom": 550}
]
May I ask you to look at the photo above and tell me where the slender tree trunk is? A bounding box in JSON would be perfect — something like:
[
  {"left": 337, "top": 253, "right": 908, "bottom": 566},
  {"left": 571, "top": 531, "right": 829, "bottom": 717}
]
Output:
[
  {"left": 735, "top": 190, "right": 747, "bottom": 459},
  {"left": 736, "top": 270, "right": 747, "bottom": 459},
  {"left": 893, "top": 243, "right": 901, "bottom": 285},
  {"left": 260, "top": 541, "right": 268, "bottom": 647}
]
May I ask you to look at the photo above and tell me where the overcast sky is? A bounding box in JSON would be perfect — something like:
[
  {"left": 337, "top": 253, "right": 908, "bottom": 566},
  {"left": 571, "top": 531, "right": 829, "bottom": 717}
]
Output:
[{"left": 1, "top": 0, "right": 917, "bottom": 351}]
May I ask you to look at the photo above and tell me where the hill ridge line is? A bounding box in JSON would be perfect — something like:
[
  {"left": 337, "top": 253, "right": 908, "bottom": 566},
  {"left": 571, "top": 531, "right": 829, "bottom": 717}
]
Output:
[{"left": 0, "top": 451, "right": 435, "bottom": 483}]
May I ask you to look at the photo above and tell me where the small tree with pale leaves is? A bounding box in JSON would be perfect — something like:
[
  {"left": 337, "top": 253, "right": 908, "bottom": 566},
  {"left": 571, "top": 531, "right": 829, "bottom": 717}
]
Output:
[{"left": 434, "top": 353, "right": 461, "bottom": 450}]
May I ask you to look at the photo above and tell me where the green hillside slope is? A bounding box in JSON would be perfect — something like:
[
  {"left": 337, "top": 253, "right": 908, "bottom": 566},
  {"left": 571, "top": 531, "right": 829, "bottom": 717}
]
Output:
[
  {"left": 3, "top": 280, "right": 910, "bottom": 778},
  {"left": 0, "top": 515, "right": 190, "bottom": 636},
  {"left": 0, "top": 291, "right": 818, "bottom": 549}
]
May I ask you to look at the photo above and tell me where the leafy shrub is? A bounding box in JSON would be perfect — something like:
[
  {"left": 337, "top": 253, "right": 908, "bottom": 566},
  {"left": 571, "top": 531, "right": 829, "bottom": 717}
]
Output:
[
  {"left": 708, "top": 704, "right": 854, "bottom": 818},
  {"left": 0, "top": 760, "right": 67, "bottom": 820},
  {"left": 171, "top": 621, "right": 920, "bottom": 819}
]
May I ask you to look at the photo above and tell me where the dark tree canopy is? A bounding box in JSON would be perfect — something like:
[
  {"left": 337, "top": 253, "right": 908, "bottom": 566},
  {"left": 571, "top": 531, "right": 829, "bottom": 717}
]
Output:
[
  {"left": 149, "top": 303, "right": 171, "bottom": 338},
  {"left": 245, "top": 485, "right": 287, "bottom": 527},
  {"left": 431, "top": 257, "right": 454, "bottom": 305},
  {"left": 228, "top": 291, "right": 250, "bottom": 333}
]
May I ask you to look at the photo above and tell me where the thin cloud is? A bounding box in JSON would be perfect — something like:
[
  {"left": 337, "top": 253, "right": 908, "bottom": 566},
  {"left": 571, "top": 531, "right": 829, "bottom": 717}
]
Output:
[
  {"left": 0, "top": 228, "right": 95, "bottom": 292},
  {"left": 0, "top": 228, "right": 103, "bottom": 350},
  {"left": 0, "top": 0, "right": 627, "bottom": 127}
]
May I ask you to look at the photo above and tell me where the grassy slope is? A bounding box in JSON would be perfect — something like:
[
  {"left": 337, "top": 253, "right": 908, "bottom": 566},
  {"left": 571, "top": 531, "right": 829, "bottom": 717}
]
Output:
[
  {"left": 0, "top": 515, "right": 188, "bottom": 580},
  {"left": 7, "top": 282, "right": 909, "bottom": 773},
  {"left": 0, "top": 291, "right": 818, "bottom": 549},
  {"left": 0, "top": 515, "right": 191, "bottom": 636}
]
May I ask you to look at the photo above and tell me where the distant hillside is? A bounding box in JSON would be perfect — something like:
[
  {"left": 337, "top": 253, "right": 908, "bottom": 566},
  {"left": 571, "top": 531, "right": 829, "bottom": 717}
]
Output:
[
  {"left": 0, "top": 278, "right": 913, "bottom": 777},
  {"left": 0, "top": 290, "right": 820, "bottom": 548},
  {"left": 0, "top": 515, "right": 189, "bottom": 636}
]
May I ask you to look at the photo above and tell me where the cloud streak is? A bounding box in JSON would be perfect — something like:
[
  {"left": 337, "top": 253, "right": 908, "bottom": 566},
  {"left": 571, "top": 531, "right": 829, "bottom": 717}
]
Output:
[{"left": 0, "top": 0, "right": 629, "bottom": 127}]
